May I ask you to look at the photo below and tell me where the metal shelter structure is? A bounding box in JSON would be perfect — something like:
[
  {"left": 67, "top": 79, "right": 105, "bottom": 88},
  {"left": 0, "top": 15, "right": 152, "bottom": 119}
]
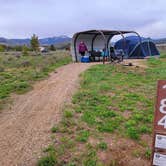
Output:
[{"left": 71, "top": 29, "right": 141, "bottom": 63}]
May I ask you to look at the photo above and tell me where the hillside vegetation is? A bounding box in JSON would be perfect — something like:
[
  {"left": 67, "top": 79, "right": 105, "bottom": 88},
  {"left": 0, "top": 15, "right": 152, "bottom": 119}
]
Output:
[
  {"left": 38, "top": 53, "right": 166, "bottom": 166},
  {"left": 0, "top": 51, "right": 71, "bottom": 110}
]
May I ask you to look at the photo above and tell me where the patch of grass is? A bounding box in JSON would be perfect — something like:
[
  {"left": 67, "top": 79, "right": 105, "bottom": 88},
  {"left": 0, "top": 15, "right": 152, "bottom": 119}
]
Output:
[
  {"left": 64, "top": 110, "right": 73, "bottom": 118},
  {"left": 126, "top": 127, "right": 140, "bottom": 140},
  {"left": 159, "top": 52, "right": 166, "bottom": 58},
  {"left": 60, "top": 136, "right": 75, "bottom": 149},
  {"left": 13, "top": 81, "right": 32, "bottom": 94},
  {"left": 145, "top": 147, "right": 151, "bottom": 159},
  {"left": 97, "top": 119, "right": 118, "bottom": 133},
  {"left": 97, "top": 142, "right": 108, "bottom": 150},
  {"left": 76, "top": 130, "right": 90, "bottom": 142},
  {"left": 0, "top": 51, "right": 71, "bottom": 109},
  {"left": 43, "top": 145, "right": 55, "bottom": 153},
  {"left": 82, "top": 148, "right": 98, "bottom": 166},
  {"left": 38, "top": 145, "right": 57, "bottom": 166},
  {"left": 38, "top": 153, "right": 57, "bottom": 166},
  {"left": 139, "top": 125, "right": 151, "bottom": 134},
  {"left": 147, "top": 57, "right": 161, "bottom": 66},
  {"left": 51, "top": 125, "right": 58, "bottom": 133}
]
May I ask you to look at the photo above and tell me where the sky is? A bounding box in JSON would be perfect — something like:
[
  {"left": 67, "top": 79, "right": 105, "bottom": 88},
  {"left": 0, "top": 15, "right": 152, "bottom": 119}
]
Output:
[{"left": 0, "top": 0, "right": 166, "bottom": 39}]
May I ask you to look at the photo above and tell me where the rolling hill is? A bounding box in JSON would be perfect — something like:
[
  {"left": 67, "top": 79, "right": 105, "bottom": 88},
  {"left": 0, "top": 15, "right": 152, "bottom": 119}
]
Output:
[{"left": 0, "top": 36, "right": 71, "bottom": 46}]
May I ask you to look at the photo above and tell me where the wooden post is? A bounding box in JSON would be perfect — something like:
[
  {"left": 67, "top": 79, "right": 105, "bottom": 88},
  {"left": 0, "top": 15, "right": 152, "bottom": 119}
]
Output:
[{"left": 151, "top": 80, "right": 166, "bottom": 166}]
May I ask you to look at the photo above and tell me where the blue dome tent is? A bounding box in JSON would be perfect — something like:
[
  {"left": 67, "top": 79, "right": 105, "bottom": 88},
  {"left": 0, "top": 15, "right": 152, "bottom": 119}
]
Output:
[{"left": 114, "top": 36, "right": 160, "bottom": 59}]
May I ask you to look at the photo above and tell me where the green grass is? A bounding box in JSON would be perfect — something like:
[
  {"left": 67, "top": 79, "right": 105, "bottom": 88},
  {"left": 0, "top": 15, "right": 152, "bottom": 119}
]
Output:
[
  {"left": 38, "top": 144, "right": 57, "bottom": 166},
  {"left": 76, "top": 130, "right": 90, "bottom": 142},
  {"left": 51, "top": 125, "right": 58, "bottom": 133},
  {"left": 145, "top": 147, "right": 152, "bottom": 159},
  {"left": 0, "top": 51, "right": 71, "bottom": 109},
  {"left": 39, "top": 56, "right": 166, "bottom": 165},
  {"left": 38, "top": 153, "right": 57, "bottom": 166},
  {"left": 97, "top": 142, "right": 108, "bottom": 150},
  {"left": 72, "top": 64, "right": 154, "bottom": 139},
  {"left": 64, "top": 110, "right": 73, "bottom": 118}
]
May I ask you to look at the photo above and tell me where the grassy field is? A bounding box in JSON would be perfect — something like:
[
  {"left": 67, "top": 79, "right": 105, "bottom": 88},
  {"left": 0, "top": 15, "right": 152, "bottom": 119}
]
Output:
[
  {"left": 38, "top": 53, "right": 166, "bottom": 166},
  {"left": 0, "top": 51, "right": 71, "bottom": 110}
]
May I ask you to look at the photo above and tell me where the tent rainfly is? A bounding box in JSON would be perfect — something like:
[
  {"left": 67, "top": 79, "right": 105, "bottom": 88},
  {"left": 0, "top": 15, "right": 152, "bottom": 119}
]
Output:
[
  {"left": 70, "top": 29, "right": 142, "bottom": 62},
  {"left": 114, "top": 36, "right": 160, "bottom": 59}
]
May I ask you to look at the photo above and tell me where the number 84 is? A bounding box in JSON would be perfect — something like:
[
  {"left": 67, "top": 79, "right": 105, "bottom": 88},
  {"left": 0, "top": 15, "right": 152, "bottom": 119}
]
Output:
[{"left": 158, "top": 99, "right": 166, "bottom": 128}]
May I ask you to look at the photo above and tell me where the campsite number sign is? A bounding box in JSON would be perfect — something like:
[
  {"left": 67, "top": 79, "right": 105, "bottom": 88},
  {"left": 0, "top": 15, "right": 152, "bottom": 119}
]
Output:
[{"left": 152, "top": 80, "right": 166, "bottom": 166}]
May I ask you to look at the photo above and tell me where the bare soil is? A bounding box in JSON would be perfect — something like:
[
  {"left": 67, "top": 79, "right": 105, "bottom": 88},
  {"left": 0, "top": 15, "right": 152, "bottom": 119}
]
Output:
[
  {"left": 0, "top": 63, "right": 95, "bottom": 166},
  {"left": 98, "top": 134, "right": 150, "bottom": 166},
  {"left": 123, "top": 59, "right": 147, "bottom": 68}
]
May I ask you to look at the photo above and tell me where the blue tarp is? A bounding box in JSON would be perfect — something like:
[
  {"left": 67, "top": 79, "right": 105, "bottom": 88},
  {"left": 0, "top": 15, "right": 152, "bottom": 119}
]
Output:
[{"left": 114, "top": 36, "right": 160, "bottom": 59}]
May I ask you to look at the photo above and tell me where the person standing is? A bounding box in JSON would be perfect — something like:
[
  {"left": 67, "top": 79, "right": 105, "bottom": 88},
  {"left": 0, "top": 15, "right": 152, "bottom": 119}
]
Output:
[{"left": 78, "top": 41, "right": 88, "bottom": 56}]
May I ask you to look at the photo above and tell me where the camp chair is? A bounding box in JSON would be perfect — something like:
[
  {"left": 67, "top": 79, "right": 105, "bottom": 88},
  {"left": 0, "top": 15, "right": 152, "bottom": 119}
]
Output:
[
  {"left": 89, "top": 50, "right": 102, "bottom": 62},
  {"left": 109, "top": 47, "right": 124, "bottom": 63}
]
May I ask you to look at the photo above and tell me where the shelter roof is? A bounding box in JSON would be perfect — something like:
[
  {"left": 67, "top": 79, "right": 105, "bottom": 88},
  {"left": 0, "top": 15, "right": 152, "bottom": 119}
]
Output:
[{"left": 75, "top": 29, "right": 135, "bottom": 36}]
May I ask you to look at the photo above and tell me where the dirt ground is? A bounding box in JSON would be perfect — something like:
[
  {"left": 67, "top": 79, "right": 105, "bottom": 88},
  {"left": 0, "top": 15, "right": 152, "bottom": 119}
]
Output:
[
  {"left": 123, "top": 59, "right": 148, "bottom": 68},
  {"left": 0, "top": 63, "right": 96, "bottom": 166}
]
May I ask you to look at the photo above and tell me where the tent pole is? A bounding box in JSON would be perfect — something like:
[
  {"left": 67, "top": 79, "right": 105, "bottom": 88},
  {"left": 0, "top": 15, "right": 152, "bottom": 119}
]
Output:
[
  {"left": 74, "top": 33, "right": 80, "bottom": 62},
  {"left": 117, "top": 31, "right": 126, "bottom": 59},
  {"left": 91, "top": 34, "right": 98, "bottom": 51},
  {"left": 97, "top": 30, "right": 107, "bottom": 64},
  {"left": 147, "top": 38, "right": 152, "bottom": 56},
  {"left": 106, "top": 35, "right": 113, "bottom": 58},
  {"left": 131, "top": 31, "right": 146, "bottom": 58}
]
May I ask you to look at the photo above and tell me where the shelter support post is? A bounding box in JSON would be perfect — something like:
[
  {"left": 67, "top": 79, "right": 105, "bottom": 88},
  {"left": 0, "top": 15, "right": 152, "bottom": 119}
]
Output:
[
  {"left": 91, "top": 34, "right": 98, "bottom": 51},
  {"left": 74, "top": 33, "right": 81, "bottom": 62}
]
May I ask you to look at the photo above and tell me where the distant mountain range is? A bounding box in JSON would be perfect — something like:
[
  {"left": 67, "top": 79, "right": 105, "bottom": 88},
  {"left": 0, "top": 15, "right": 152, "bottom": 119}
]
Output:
[
  {"left": 0, "top": 35, "right": 166, "bottom": 46},
  {"left": 0, "top": 35, "right": 71, "bottom": 46}
]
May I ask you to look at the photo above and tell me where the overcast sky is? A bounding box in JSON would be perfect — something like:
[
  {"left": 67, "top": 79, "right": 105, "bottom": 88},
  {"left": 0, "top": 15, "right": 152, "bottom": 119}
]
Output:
[{"left": 0, "top": 0, "right": 165, "bottom": 39}]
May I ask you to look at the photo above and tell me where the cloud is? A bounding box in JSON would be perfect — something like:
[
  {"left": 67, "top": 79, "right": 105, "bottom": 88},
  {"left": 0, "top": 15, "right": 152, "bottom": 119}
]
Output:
[
  {"left": 137, "top": 20, "right": 166, "bottom": 38},
  {"left": 0, "top": 0, "right": 165, "bottom": 38}
]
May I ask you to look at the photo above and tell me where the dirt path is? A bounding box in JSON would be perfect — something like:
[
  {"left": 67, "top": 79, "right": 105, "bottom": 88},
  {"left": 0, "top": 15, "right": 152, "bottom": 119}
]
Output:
[{"left": 0, "top": 63, "right": 96, "bottom": 166}]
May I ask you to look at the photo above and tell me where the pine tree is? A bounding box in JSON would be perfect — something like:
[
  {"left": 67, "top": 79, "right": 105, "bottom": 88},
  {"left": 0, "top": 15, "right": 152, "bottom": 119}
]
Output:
[{"left": 30, "top": 34, "right": 39, "bottom": 51}]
